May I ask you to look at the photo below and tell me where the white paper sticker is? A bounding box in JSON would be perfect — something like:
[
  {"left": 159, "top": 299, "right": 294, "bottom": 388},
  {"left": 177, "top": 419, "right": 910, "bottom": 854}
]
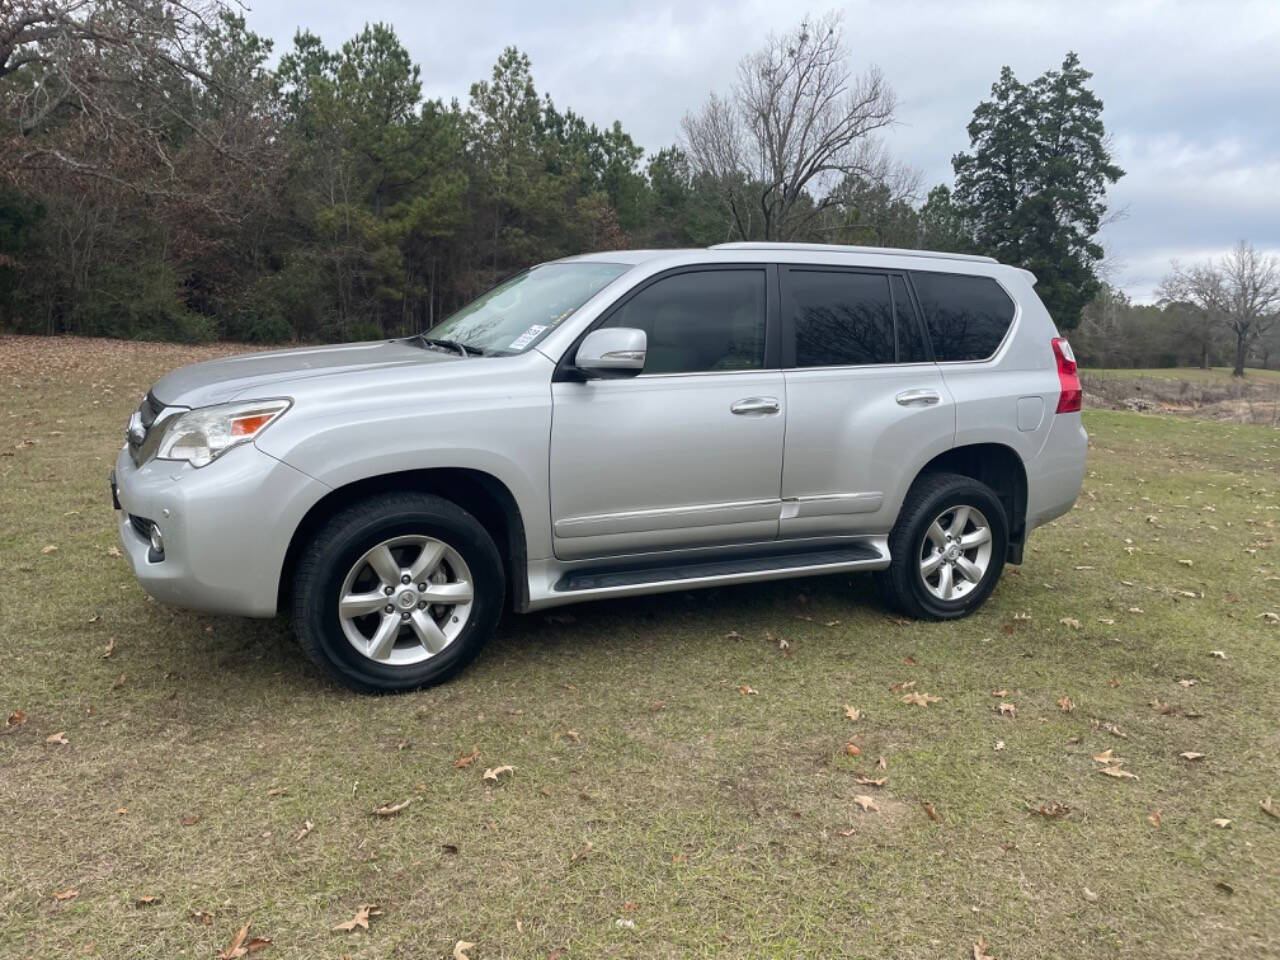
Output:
[{"left": 508, "top": 324, "right": 547, "bottom": 350}]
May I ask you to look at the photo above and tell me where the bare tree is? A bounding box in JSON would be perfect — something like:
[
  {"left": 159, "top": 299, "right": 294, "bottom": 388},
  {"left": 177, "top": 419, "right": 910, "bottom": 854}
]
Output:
[
  {"left": 680, "top": 12, "right": 912, "bottom": 242},
  {"left": 1159, "top": 242, "right": 1280, "bottom": 377}
]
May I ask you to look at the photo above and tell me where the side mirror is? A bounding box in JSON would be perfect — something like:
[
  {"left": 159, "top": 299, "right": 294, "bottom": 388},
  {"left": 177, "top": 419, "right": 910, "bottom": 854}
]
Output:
[{"left": 574, "top": 327, "right": 646, "bottom": 377}]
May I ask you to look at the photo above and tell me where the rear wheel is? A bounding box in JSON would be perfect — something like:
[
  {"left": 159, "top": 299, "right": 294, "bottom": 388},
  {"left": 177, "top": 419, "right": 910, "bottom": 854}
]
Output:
[
  {"left": 875, "top": 472, "right": 1008, "bottom": 620},
  {"left": 292, "top": 493, "right": 504, "bottom": 693}
]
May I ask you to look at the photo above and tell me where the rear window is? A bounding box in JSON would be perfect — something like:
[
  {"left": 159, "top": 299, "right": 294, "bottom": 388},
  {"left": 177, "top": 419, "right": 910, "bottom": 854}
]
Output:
[{"left": 911, "top": 272, "right": 1016, "bottom": 362}]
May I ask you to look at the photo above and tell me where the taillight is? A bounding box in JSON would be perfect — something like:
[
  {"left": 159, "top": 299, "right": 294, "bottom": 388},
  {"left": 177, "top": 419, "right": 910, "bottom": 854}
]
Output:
[{"left": 1052, "top": 338, "right": 1081, "bottom": 413}]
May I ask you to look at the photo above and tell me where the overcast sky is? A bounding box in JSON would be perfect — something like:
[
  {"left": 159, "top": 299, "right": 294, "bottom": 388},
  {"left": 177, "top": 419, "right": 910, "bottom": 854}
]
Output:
[{"left": 243, "top": 0, "right": 1280, "bottom": 301}]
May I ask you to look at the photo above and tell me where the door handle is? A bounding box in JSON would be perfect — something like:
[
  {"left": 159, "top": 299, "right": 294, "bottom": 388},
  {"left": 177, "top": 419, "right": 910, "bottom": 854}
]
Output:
[
  {"left": 895, "top": 389, "right": 941, "bottom": 407},
  {"left": 730, "top": 396, "right": 780, "bottom": 416}
]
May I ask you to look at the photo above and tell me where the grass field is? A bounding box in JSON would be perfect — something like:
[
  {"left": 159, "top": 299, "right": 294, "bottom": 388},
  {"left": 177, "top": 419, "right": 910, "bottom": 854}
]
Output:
[
  {"left": 1083, "top": 366, "right": 1280, "bottom": 384},
  {"left": 2, "top": 336, "right": 1279, "bottom": 959}
]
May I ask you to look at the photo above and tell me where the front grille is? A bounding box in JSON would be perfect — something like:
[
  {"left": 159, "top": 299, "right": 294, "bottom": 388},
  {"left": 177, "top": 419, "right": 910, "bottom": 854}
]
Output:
[{"left": 129, "top": 514, "right": 154, "bottom": 540}]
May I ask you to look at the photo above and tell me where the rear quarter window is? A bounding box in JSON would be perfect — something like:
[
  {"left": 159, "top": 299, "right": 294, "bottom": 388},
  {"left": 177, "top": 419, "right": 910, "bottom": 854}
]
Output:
[{"left": 911, "top": 272, "right": 1016, "bottom": 362}]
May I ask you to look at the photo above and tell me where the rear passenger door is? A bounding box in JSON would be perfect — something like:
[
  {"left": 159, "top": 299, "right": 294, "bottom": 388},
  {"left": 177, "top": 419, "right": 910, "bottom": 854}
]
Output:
[{"left": 778, "top": 267, "right": 955, "bottom": 539}]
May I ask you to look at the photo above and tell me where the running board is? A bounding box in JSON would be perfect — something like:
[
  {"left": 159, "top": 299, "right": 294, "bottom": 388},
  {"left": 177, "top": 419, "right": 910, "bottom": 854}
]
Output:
[{"left": 553, "top": 542, "right": 886, "bottom": 594}]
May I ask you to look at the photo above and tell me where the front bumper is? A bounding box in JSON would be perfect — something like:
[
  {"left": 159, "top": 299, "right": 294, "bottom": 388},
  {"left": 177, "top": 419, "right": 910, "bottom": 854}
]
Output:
[{"left": 111, "top": 443, "right": 328, "bottom": 617}]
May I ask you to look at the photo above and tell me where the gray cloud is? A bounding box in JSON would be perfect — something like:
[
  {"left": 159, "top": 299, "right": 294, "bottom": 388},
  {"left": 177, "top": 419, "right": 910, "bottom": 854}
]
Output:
[{"left": 245, "top": 0, "right": 1280, "bottom": 300}]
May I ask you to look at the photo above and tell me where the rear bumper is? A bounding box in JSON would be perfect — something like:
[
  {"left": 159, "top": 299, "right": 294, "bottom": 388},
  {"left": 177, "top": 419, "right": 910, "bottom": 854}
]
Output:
[
  {"left": 111, "top": 443, "right": 328, "bottom": 617},
  {"left": 1025, "top": 412, "right": 1087, "bottom": 533}
]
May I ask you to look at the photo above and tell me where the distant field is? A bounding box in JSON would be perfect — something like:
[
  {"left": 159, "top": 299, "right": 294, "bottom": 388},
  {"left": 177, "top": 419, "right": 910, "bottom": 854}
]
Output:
[
  {"left": 2, "top": 335, "right": 1279, "bottom": 959},
  {"left": 1085, "top": 366, "right": 1280, "bottom": 384}
]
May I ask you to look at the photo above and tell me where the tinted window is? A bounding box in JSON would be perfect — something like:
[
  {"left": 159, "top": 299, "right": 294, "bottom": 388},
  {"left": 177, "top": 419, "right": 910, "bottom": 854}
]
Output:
[
  {"left": 601, "top": 270, "right": 766, "bottom": 374},
  {"left": 911, "top": 272, "right": 1016, "bottom": 362},
  {"left": 790, "top": 271, "right": 896, "bottom": 367},
  {"left": 892, "top": 275, "right": 928, "bottom": 363}
]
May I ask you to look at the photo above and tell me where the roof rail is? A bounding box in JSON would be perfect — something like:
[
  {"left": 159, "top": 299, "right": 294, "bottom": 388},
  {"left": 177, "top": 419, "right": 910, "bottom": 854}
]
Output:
[{"left": 708, "top": 241, "right": 998, "bottom": 265}]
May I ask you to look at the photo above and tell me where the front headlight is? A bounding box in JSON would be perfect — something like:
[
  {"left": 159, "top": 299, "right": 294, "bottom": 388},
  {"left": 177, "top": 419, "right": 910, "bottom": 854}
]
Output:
[{"left": 155, "top": 399, "right": 291, "bottom": 468}]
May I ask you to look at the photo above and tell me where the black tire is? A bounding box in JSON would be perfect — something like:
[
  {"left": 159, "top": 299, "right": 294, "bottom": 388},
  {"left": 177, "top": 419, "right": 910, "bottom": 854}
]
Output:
[
  {"left": 292, "top": 492, "right": 504, "bottom": 693},
  {"left": 875, "top": 472, "right": 1008, "bottom": 620}
]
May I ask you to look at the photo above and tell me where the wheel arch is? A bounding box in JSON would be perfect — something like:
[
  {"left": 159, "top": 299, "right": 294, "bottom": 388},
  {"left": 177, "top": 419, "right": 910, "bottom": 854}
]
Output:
[
  {"left": 278, "top": 468, "right": 529, "bottom": 615},
  {"left": 916, "top": 443, "right": 1028, "bottom": 563}
]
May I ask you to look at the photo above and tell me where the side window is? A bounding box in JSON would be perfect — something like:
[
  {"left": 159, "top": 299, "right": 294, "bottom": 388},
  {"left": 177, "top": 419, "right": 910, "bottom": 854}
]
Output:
[
  {"left": 911, "top": 272, "right": 1016, "bottom": 362},
  {"left": 601, "top": 270, "right": 766, "bottom": 374},
  {"left": 789, "top": 270, "right": 895, "bottom": 367},
  {"left": 891, "top": 275, "right": 928, "bottom": 363}
]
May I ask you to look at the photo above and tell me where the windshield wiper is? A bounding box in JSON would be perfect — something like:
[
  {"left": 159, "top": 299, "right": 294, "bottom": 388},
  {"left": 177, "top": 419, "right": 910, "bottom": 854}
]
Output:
[{"left": 416, "top": 335, "right": 478, "bottom": 357}]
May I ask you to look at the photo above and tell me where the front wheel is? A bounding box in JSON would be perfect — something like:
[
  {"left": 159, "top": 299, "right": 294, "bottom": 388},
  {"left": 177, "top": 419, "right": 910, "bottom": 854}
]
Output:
[
  {"left": 292, "top": 493, "right": 505, "bottom": 693},
  {"left": 875, "top": 472, "right": 1008, "bottom": 620}
]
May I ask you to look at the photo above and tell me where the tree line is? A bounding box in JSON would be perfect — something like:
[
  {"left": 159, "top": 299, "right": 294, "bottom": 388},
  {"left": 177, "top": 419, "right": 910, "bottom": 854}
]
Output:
[{"left": 1, "top": 2, "right": 1272, "bottom": 372}]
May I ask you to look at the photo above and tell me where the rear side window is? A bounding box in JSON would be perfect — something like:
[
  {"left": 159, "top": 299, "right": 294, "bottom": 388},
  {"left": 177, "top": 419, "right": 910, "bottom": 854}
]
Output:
[
  {"left": 601, "top": 269, "right": 766, "bottom": 374},
  {"left": 911, "top": 272, "right": 1016, "bottom": 362},
  {"left": 789, "top": 271, "right": 896, "bottom": 367}
]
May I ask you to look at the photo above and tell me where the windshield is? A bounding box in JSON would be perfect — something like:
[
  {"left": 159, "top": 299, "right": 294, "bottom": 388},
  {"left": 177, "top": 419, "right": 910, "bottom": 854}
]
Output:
[{"left": 422, "top": 262, "right": 631, "bottom": 355}]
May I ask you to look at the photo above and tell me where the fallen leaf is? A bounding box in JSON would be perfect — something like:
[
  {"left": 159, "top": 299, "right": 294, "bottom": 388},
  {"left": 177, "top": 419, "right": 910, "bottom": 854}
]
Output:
[
  {"left": 106, "top": 545, "right": 122, "bottom": 558},
  {"left": 41, "top": 544, "right": 57, "bottom": 555},
  {"left": 853, "top": 776, "right": 886, "bottom": 786},
  {"left": 973, "top": 935, "right": 996, "bottom": 960},
  {"left": 101, "top": 638, "right": 116, "bottom": 659},
  {"left": 994, "top": 740, "right": 1005, "bottom": 751},
  {"left": 1056, "top": 696, "right": 1075, "bottom": 713},
  {"left": 454, "top": 748, "right": 479, "bottom": 769},
  {"left": 853, "top": 795, "right": 879, "bottom": 812},
  {"left": 52, "top": 888, "right": 79, "bottom": 902},
  {"left": 554, "top": 729, "right": 581, "bottom": 743},
  {"left": 1101, "top": 721, "right": 1128, "bottom": 739},
  {"left": 1083, "top": 887, "right": 1099, "bottom": 903},
  {"left": 1178, "top": 678, "right": 1198, "bottom": 688},
  {"left": 901, "top": 691, "right": 939, "bottom": 707},
  {"left": 843, "top": 741, "right": 861, "bottom": 757},
  {"left": 990, "top": 689, "right": 1010, "bottom": 698},
  {"left": 1215, "top": 880, "right": 1234, "bottom": 894},
  {"left": 1059, "top": 617, "right": 1081, "bottom": 629},
  {"left": 922, "top": 801, "right": 941, "bottom": 822},
  {"left": 615, "top": 918, "right": 635, "bottom": 929},
  {"left": 371, "top": 799, "right": 411, "bottom": 816},
  {"left": 46, "top": 731, "right": 69, "bottom": 745},
  {"left": 1097, "top": 617, "right": 1116, "bottom": 625},
  {"left": 571, "top": 841, "right": 593, "bottom": 862},
  {"left": 1148, "top": 809, "right": 1162, "bottom": 827},
  {"left": 1100, "top": 766, "right": 1139, "bottom": 780},
  {"left": 292, "top": 820, "right": 314, "bottom": 842},
  {"left": 332, "top": 905, "right": 382, "bottom": 933},
  {"left": 1093, "top": 749, "right": 1120, "bottom": 764},
  {"left": 777, "top": 636, "right": 792, "bottom": 655},
  {"left": 843, "top": 705, "right": 861, "bottom": 722},
  {"left": 1210, "top": 650, "right": 1227, "bottom": 659},
  {"left": 6, "top": 709, "right": 26, "bottom": 726},
  {"left": 877, "top": 755, "right": 887, "bottom": 769},
  {"left": 724, "top": 630, "right": 743, "bottom": 640},
  {"left": 244, "top": 937, "right": 271, "bottom": 955},
  {"left": 824, "top": 620, "right": 841, "bottom": 627},
  {"left": 1212, "top": 818, "right": 1232, "bottom": 828},
  {"left": 116, "top": 807, "right": 127, "bottom": 816},
  {"left": 181, "top": 814, "right": 200, "bottom": 827},
  {"left": 903, "top": 655, "right": 917, "bottom": 665},
  {"left": 1178, "top": 558, "right": 1193, "bottom": 567},
  {"left": 1260, "top": 797, "right": 1278, "bottom": 819},
  {"left": 135, "top": 895, "right": 161, "bottom": 907},
  {"left": 997, "top": 701, "right": 1017, "bottom": 719},
  {"left": 737, "top": 685, "right": 757, "bottom": 696},
  {"left": 191, "top": 909, "right": 214, "bottom": 925},
  {"left": 217, "top": 920, "right": 252, "bottom": 959},
  {"left": 111, "top": 673, "right": 126, "bottom": 689},
  {"left": 889, "top": 679, "right": 915, "bottom": 693},
  {"left": 451, "top": 940, "right": 475, "bottom": 958},
  {"left": 482, "top": 765, "right": 515, "bottom": 782},
  {"left": 1179, "top": 751, "right": 1206, "bottom": 761}
]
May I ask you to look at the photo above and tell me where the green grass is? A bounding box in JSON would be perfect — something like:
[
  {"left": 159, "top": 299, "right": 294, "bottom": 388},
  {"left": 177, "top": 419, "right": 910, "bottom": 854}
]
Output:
[
  {"left": 2, "top": 336, "right": 1279, "bottom": 959},
  {"left": 1084, "top": 365, "right": 1280, "bottom": 384}
]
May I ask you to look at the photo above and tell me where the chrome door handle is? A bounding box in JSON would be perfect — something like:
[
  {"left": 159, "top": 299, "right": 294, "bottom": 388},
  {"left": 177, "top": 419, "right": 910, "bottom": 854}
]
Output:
[
  {"left": 730, "top": 396, "right": 780, "bottom": 416},
  {"left": 895, "top": 389, "right": 941, "bottom": 407}
]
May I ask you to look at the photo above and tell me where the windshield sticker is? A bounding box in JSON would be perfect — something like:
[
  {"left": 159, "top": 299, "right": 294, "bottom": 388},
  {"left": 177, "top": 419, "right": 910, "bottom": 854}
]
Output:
[{"left": 507, "top": 324, "right": 547, "bottom": 350}]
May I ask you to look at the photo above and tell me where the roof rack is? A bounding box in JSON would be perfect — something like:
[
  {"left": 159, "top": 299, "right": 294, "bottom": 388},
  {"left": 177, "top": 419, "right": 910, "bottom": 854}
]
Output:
[{"left": 708, "top": 241, "right": 998, "bottom": 265}]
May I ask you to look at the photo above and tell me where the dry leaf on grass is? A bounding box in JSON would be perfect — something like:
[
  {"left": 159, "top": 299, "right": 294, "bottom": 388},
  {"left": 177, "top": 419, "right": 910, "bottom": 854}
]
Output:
[
  {"left": 843, "top": 705, "right": 862, "bottom": 722},
  {"left": 217, "top": 920, "right": 255, "bottom": 959},
  {"left": 41, "top": 544, "right": 57, "bottom": 555},
  {"left": 452, "top": 941, "right": 475, "bottom": 960},
  {"left": 571, "top": 841, "right": 593, "bottom": 862},
  {"left": 7, "top": 709, "right": 27, "bottom": 726},
  {"left": 737, "top": 685, "right": 757, "bottom": 696},
  {"left": 1179, "top": 751, "right": 1206, "bottom": 761},
  {"left": 52, "top": 888, "right": 79, "bottom": 901},
  {"left": 1212, "top": 818, "right": 1232, "bottom": 828},
  {"left": 1093, "top": 749, "right": 1124, "bottom": 765},
  {"left": 997, "top": 701, "right": 1017, "bottom": 718},
  {"left": 454, "top": 748, "right": 479, "bottom": 769},
  {"left": 922, "top": 801, "right": 941, "bottom": 822},
  {"left": 1178, "top": 678, "right": 1198, "bottom": 688},
  {"left": 890, "top": 679, "right": 915, "bottom": 693},
  {"left": 1100, "top": 766, "right": 1139, "bottom": 780},
  {"left": 292, "top": 820, "right": 314, "bottom": 842},
  {"left": 1210, "top": 650, "right": 1227, "bottom": 659},
  {"left": 1083, "top": 887, "right": 1099, "bottom": 903},
  {"left": 1056, "top": 696, "right": 1075, "bottom": 713},
  {"left": 854, "top": 776, "right": 886, "bottom": 786},
  {"left": 371, "top": 799, "right": 411, "bottom": 817},
  {"left": 843, "top": 742, "right": 861, "bottom": 757},
  {"left": 181, "top": 814, "right": 200, "bottom": 826},
  {"left": 482, "top": 765, "right": 515, "bottom": 782},
  {"left": 101, "top": 638, "right": 116, "bottom": 658},
  {"left": 1148, "top": 809, "right": 1162, "bottom": 827},
  {"left": 1059, "top": 617, "right": 1081, "bottom": 629},
  {"left": 853, "top": 795, "right": 879, "bottom": 812},
  {"left": 106, "top": 545, "right": 122, "bottom": 558},
  {"left": 266, "top": 787, "right": 288, "bottom": 797},
  {"left": 973, "top": 935, "right": 996, "bottom": 960},
  {"left": 135, "top": 895, "right": 160, "bottom": 907},
  {"left": 332, "top": 905, "right": 382, "bottom": 933},
  {"left": 990, "top": 689, "right": 1009, "bottom": 697},
  {"left": 191, "top": 910, "right": 214, "bottom": 925},
  {"left": 902, "top": 691, "right": 940, "bottom": 707},
  {"left": 46, "top": 731, "right": 68, "bottom": 745},
  {"left": 1260, "top": 797, "right": 1278, "bottom": 819}
]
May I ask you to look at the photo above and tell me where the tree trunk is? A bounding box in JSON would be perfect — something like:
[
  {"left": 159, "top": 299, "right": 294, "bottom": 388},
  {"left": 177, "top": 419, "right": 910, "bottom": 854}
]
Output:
[
  {"left": 1200, "top": 342, "right": 1209, "bottom": 370},
  {"left": 1232, "top": 334, "right": 1247, "bottom": 377}
]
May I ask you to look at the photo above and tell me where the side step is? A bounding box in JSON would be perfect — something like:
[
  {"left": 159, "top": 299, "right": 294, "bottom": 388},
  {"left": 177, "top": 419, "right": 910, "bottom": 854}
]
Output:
[{"left": 554, "top": 543, "right": 885, "bottom": 593}]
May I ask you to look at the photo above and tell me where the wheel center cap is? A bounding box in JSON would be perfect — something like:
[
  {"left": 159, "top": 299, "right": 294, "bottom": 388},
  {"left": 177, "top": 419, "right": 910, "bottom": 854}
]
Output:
[
  {"left": 396, "top": 589, "right": 418, "bottom": 609},
  {"left": 946, "top": 545, "right": 961, "bottom": 561}
]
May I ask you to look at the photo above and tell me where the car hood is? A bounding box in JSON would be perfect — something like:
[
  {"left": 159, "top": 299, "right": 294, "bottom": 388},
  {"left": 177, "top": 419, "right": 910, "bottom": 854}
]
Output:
[{"left": 151, "top": 339, "right": 460, "bottom": 407}]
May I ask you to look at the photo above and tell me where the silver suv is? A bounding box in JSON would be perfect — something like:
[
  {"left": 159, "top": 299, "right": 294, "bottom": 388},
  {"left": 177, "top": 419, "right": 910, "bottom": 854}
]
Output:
[{"left": 111, "top": 242, "right": 1087, "bottom": 692}]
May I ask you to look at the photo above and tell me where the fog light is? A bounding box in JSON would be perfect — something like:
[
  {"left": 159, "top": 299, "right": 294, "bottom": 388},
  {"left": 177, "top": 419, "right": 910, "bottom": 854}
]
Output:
[{"left": 148, "top": 523, "right": 165, "bottom": 562}]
